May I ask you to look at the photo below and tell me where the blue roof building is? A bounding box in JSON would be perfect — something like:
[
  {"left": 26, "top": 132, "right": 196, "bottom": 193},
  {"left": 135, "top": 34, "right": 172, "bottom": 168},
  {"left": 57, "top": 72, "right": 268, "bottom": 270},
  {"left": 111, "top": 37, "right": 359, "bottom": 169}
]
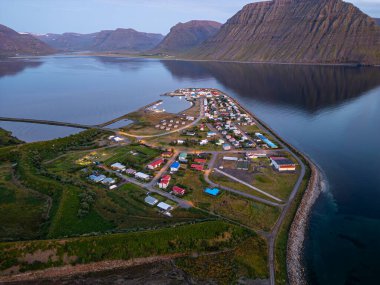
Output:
[
  {"left": 170, "top": 161, "right": 180, "bottom": 172},
  {"left": 204, "top": 188, "right": 220, "bottom": 196}
]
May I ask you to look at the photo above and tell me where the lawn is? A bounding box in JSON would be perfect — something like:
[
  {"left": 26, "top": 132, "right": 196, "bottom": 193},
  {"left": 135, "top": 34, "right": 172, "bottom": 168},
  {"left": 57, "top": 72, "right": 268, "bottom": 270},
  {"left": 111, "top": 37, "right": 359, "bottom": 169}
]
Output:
[
  {"left": 212, "top": 154, "right": 299, "bottom": 201},
  {"left": 251, "top": 158, "right": 298, "bottom": 200},
  {"left": 0, "top": 221, "right": 252, "bottom": 274},
  {"left": 209, "top": 171, "right": 280, "bottom": 202},
  {"left": 171, "top": 171, "right": 280, "bottom": 232}
]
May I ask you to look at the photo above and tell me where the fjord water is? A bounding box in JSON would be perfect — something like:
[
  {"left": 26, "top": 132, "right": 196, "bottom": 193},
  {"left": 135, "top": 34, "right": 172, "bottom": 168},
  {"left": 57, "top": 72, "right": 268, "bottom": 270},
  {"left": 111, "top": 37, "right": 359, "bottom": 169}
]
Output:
[{"left": 1, "top": 57, "right": 380, "bottom": 284}]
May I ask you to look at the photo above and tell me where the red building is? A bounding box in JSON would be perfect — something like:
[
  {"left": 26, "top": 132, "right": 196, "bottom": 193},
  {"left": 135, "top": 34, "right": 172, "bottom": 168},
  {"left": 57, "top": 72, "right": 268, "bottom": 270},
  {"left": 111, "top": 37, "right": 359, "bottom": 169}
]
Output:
[
  {"left": 147, "top": 158, "right": 165, "bottom": 170},
  {"left": 191, "top": 164, "right": 204, "bottom": 171},
  {"left": 172, "top": 186, "right": 186, "bottom": 196},
  {"left": 158, "top": 175, "right": 171, "bottom": 189}
]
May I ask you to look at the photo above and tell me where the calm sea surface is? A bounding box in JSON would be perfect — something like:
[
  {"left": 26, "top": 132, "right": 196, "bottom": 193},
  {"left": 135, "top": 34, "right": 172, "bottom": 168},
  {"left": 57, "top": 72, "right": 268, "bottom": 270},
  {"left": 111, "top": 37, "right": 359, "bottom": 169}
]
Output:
[{"left": 1, "top": 56, "right": 380, "bottom": 284}]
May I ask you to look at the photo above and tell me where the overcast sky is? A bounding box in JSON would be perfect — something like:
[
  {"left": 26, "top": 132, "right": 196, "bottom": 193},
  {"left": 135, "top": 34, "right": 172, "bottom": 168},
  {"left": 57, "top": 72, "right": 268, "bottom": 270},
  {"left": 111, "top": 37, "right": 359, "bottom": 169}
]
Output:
[{"left": 0, "top": 0, "right": 379, "bottom": 35}]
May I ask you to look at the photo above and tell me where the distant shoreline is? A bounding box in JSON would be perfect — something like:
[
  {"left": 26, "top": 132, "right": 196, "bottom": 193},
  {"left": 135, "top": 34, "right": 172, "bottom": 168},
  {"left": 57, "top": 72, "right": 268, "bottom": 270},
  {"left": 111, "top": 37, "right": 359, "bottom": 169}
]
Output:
[{"left": 10, "top": 53, "right": 380, "bottom": 68}]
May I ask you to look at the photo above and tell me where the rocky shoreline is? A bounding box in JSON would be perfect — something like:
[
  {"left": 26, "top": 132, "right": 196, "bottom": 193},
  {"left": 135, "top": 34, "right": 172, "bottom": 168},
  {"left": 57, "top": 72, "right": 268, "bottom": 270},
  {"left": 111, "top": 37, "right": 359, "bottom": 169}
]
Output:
[{"left": 287, "top": 161, "right": 324, "bottom": 285}]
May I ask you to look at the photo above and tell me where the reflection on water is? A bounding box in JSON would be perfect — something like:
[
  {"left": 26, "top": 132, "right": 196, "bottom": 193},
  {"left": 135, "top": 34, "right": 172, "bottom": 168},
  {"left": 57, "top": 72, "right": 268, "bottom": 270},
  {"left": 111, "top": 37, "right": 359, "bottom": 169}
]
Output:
[
  {"left": 0, "top": 56, "right": 380, "bottom": 284},
  {"left": 0, "top": 59, "right": 43, "bottom": 78},
  {"left": 162, "top": 60, "right": 380, "bottom": 112}
]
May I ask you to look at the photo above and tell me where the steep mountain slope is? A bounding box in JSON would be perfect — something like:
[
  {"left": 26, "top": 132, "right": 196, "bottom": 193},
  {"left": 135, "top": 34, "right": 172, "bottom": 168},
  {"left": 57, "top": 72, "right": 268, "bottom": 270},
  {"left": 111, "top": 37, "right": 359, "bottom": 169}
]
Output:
[
  {"left": 188, "top": 0, "right": 380, "bottom": 65},
  {"left": 152, "top": 20, "right": 222, "bottom": 54},
  {"left": 36, "top": 29, "right": 164, "bottom": 52},
  {"left": 0, "top": 24, "right": 55, "bottom": 56}
]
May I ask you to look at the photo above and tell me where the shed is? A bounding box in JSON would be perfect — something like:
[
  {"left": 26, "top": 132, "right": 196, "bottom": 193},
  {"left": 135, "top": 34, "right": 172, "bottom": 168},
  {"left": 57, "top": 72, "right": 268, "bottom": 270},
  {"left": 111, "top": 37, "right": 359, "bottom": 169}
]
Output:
[
  {"left": 145, "top": 196, "right": 159, "bottom": 206},
  {"left": 157, "top": 202, "right": 172, "bottom": 211}
]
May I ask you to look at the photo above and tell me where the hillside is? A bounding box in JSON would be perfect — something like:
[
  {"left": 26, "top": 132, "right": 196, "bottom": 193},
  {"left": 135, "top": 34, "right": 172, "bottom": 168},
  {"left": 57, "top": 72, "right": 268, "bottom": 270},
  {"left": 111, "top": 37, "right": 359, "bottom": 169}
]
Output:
[
  {"left": 187, "top": 0, "right": 380, "bottom": 65},
  {"left": 36, "top": 29, "right": 164, "bottom": 52},
  {"left": 0, "top": 24, "right": 55, "bottom": 56},
  {"left": 151, "top": 20, "right": 222, "bottom": 54},
  {"left": 375, "top": 18, "right": 380, "bottom": 25}
]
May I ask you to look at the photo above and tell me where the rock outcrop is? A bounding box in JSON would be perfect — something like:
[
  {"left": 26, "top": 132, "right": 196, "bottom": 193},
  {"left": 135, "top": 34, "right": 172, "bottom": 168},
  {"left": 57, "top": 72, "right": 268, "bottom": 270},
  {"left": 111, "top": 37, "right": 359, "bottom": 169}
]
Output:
[
  {"left": 188, "top": 0, "right": 380, "bottom": 65},
  {"left": 0, "top": 24, "right": 55, "bottom": 56},
  {"left": 36, "top": 29, "right": 164, "bottom": 53},
  {"left": 152, "top": 20, "right": 221, "bottom": 54}
]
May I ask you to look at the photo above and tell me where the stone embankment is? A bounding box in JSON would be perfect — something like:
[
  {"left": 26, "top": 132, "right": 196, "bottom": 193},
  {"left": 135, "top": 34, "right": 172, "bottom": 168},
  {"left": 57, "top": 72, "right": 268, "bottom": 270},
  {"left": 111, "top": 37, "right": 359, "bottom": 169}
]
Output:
[{"left": 287, "top": 162, "right": 324, "bottom": 285}]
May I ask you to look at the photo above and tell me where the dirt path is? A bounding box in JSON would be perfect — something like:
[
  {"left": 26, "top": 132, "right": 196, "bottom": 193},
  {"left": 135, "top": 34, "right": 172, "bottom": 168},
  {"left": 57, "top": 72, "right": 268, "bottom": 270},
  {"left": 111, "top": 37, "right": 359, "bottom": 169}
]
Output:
[{"left": 0, "top": 254, "right": 185, "bottom": 283}]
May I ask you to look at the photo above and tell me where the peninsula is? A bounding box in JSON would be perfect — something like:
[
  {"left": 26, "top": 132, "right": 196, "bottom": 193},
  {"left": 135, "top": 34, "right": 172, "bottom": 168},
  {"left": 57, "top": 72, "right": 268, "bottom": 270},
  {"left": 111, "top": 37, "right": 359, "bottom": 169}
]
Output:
[{"left": 0, "top": 88, "right": 320, "bottom": 285}]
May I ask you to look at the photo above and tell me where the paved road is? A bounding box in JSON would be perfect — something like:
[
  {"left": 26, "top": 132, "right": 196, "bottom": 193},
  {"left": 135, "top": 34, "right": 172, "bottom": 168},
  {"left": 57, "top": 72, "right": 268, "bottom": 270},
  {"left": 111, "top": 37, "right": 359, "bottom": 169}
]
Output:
[
  {"left": 111, "top": 170, "right": 193, "bottom": 209},
  {"left": 214, "top": 168, "right": 283, "bottom": 202},
  {"left": 118, "top": 101, "right": 205, "bottom": 139},
  {"left": 147, "top": 151, "right": 179, "bottom": 187},
  {"left": 233, "top": 100, "right": 307, "bottom": 285},
  {"left": 0, "top": 117, "right": 114, "bottom": 131},
  {"left": 204, "top": 153, "right": 282, "bottom": 207}
]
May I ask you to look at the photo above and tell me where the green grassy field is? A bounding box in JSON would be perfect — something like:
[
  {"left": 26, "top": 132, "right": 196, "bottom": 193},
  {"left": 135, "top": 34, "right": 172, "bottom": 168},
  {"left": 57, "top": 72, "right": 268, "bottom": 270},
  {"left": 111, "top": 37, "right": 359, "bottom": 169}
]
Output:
[
  {"left": 0, "top": 128, "right": 23, "bottom": 147},
  {"left": 172, "top": 171, "right": 280, "bottom": 232},
  {"left": 0, "top": 130, "right": 209, "bottom": 241},
  {"left": 209, "top": 171, "right": 280, "bottom": 202},
  {"left": 176, "top": 235, "right": 268, "bottom": 284},
  {"left": 0, "top": 163, "right": 47, "bottom": 241},
  {"left": 0, "top": 221, "right": 252, "bottom": 275},
  {"left": 251, "top": 158, "right": 298, "bottom": 200}
]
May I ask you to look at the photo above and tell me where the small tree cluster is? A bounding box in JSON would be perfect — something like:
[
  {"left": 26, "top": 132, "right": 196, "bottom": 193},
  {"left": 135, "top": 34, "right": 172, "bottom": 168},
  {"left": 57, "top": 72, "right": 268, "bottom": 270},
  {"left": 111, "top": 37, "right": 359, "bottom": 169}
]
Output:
[{"left": 77, "top": 190, "right": 96, "bottom": 218}]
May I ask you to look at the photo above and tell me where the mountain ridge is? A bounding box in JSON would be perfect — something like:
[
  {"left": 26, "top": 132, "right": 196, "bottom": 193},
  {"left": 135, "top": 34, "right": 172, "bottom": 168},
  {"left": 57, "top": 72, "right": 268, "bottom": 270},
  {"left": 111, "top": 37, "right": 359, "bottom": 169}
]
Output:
[
  {"left": 186, "top": 0, "right": 380, "bottom": 65},
  {"left": 0, "top": 24, "right": 55, "bottom": 56},
  {"left": 151, "top": 20, "right": 222, "bottom": 54},
  {"left": 36, "top": 28, "right": 164, "bottom": 52}
]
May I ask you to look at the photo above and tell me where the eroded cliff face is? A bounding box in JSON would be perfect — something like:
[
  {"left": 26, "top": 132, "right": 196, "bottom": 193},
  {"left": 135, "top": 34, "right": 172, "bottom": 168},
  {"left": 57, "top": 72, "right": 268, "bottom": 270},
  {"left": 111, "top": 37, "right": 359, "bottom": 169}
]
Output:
[{"left": 188, "top": 0, "right": 380, "bottom": 65}]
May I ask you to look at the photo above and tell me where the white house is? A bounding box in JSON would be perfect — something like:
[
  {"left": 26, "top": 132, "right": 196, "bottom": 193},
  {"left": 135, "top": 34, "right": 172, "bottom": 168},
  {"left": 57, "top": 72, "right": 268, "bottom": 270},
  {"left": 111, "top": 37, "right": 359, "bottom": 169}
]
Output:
[
  {"left": 111, "top": 163, "right": 126, "bottom": 171},
  {"left": 145, "top": 196, "right": 158, "bottom": 206},
  {"left": 135, "top": 172, "right": 150, "bottom": 181},
  {"left": 157, "top": 202, "right": 173, "bottom": 211}
]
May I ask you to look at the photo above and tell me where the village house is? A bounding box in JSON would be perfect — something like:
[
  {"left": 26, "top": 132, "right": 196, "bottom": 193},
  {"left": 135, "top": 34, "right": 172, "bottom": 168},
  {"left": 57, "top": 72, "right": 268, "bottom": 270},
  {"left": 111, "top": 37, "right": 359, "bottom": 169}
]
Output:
[
  {"left": 144, "top": 196, "right": 158, "bottom": 206},
  {"left": 178, "top": 152, "right": 188, "bottom": 162},
  {"left": 157, "top": 202, "right": 173, "bottom": 211},
  {"left": 170, "top": 161, "right": 180, "bottom": 172},
  {"left": 135, "top": 172, "right": 150, "bottom": 181},
  {"left": 158, "top": 175, "right": 171, "bottom": 189},
  {"left": 270, "top": 157, "right": 296, "bottom": 172},
  {"left": 147, "top": 158, "right": 165, "bottom": 170},
  {"left": 191, "top": 164, "right": 204, "bottom": 171},
  {"left": 161, "top": 151, "right": 173, "bottom": 158},
  {"left": 89, "top": 174, "right": 106, "bottom": 183},
  {"left": 125, "top": 168, "right": 137, "bottom": 175},
  {"left": 102, "top": 177, "right": 116, "bottom": 185},
  {"left": 223, "top": 143, "right": 232, "bottom": 151},
  {"left": 172, "top": 186, "right": 186, "bottom": 196},
  {"left": 110, "top": 162, "right": 126, "bottom": 172}
]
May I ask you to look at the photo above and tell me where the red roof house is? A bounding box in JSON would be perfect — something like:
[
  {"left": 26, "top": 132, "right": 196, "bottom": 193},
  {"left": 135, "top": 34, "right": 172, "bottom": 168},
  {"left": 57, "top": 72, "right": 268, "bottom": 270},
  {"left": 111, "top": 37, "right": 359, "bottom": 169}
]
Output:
[
  {"left": 161, "top": 152, "right": 173, "bottom": 158},
  {"left": 194, "top": 158, "right": 207, "bottom": 164},
  {"left": 147, "top": 158, "right": 165, "bottom": 170},
  {"left": 158, "top": 175, "right": 171, "bottom": 189},
  {"left": 172, "top": 186, "right": 186, "bottom": 196},
  {"left": 191, "top": 164, "right": 204, "bottom": 171}
]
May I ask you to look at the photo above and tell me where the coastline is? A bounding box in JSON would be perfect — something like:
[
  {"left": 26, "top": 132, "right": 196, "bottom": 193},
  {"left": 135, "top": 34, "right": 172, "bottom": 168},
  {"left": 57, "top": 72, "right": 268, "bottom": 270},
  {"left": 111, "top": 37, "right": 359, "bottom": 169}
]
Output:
[
  {"left": 11, "top": 53, "right": 380, "bottom": 68},
  {"left": 287, "top": 160, "right": 324, "bottom": 285},
  {"left": 1, "top": 88, "right": 322, "bottom": 285}
]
